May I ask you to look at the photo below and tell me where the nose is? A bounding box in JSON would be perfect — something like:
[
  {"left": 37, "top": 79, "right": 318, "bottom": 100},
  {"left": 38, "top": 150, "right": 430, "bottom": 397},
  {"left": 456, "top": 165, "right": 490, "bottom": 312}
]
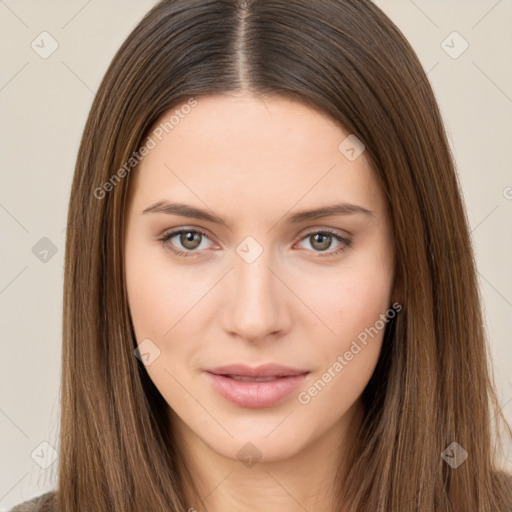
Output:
[{"left": 221, "top": 247, "right": 291, "bottom": 343}]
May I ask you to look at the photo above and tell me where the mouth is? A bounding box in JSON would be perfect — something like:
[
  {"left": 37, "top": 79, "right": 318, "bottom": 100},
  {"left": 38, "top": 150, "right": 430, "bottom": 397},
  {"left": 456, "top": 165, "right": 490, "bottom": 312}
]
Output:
[
  {"left": 207, "top": 363, "right": 309, "bottom": 379},
  {"left": 205, "top": 364, "right": 310, "bottom": 408},
  {"left": 222, "top": 375, "right": 287, "bottom": 382}
]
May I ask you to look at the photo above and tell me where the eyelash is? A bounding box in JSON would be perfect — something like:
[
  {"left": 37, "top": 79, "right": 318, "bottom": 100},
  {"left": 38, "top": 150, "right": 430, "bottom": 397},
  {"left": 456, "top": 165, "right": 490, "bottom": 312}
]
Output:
[{"left": 157, "top": 228, "right": 351, "bottom": 259}]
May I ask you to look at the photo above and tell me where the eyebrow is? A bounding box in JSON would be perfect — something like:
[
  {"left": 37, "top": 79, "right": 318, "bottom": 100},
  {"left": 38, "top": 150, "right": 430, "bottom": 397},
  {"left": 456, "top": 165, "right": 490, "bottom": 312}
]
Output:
[{"left": 142, "top": 200, "right": 375, "bottom": 226}]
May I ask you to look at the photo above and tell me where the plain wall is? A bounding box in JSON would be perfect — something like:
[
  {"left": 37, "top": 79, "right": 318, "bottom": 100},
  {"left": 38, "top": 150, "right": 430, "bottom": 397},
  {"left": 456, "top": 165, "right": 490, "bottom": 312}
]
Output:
[{"left": 1, "top": 0, "right": 511, "bottom": 509}]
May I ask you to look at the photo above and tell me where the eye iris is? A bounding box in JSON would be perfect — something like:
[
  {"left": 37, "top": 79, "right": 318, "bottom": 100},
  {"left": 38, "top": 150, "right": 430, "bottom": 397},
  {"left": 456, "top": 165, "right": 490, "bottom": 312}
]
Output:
[
  {"left": 311, "top": 233, "right": 331, "bottom": 251},
  {"left": 180, "top": 231, "right": 201, "bottom": 250}
]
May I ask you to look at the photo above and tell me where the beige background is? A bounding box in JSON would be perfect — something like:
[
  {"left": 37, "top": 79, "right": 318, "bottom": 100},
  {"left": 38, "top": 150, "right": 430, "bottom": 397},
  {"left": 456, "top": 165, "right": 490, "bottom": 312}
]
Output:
[{"left": 1, "top": 0, "right": 511, "bottom": 508}]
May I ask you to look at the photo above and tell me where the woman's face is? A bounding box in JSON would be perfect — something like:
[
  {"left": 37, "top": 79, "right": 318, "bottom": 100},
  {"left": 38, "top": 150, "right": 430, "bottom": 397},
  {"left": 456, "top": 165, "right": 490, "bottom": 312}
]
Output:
[{"left": 124, "top": 92, "right": 395, "bottom": 463}]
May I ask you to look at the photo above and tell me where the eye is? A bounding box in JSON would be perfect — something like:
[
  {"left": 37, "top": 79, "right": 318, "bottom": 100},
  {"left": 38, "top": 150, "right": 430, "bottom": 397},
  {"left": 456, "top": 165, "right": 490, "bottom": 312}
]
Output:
[
  {"left": 158, "top": 227, "right": 351, "bottom": 259},
  {"left": 295, "top": 229, "right": 351, "bottom": 258},
  {"left": 158, "top": 228, "right": 214, "bottom": 257}
]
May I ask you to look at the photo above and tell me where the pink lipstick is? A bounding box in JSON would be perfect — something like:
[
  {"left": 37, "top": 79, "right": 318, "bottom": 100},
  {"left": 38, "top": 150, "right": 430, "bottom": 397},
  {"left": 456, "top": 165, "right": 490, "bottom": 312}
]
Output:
[{"left": 205, "top": 364, "right": 309, "bottom": 408}]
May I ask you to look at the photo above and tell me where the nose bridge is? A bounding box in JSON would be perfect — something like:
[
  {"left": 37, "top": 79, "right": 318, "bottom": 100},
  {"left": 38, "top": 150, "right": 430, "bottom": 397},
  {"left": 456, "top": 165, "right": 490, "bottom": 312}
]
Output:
[{"left": 224, "top": 239, "right": 286, "bottom": 340}]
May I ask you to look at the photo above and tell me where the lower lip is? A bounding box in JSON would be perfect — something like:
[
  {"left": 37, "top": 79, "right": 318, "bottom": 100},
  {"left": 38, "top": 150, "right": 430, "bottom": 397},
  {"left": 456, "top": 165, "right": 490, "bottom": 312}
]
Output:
[{"left": 205, "top": 372, "right": 309, "bottom": 409}]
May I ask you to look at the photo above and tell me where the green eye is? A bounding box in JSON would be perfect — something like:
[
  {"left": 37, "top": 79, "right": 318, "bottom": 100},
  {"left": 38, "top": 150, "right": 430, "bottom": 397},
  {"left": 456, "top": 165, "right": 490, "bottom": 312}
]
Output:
[{"left": 158, "top": 228, "right": 351, "bottom": 258}]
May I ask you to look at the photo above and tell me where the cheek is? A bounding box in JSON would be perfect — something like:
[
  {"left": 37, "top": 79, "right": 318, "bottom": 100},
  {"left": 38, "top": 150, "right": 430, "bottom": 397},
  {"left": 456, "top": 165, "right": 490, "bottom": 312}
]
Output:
[
  {"left": 125, "top": 235, "right": 204, "bottom": 342},
  {"left": 124, "top": 238, "right": 205, "bottom": 400},
  {"left": 291, "top": 248, "right": 393, "bottom": 406},
  {"left": 296, "top": 273, "right": 391, "bottom": 420},
  {"left": 125, "top": 248, "right": 171, "bottom": 342},
  {"left": 336, "top": 277, "right": 392, "bottom": 341},
  {"left": 296, "top": 258, "right": 393, "bottom": 349}
]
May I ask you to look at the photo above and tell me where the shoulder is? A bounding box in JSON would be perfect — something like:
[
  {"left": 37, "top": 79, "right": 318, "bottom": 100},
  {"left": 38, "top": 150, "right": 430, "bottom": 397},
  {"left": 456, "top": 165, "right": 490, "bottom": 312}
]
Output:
[{"left": 8, "top": 491, "right": 57, "bottom": 512}]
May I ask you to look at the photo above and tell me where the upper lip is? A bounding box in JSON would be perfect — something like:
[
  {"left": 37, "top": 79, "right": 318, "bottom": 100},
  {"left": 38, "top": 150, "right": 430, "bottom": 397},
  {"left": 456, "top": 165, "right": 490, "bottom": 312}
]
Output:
[{"left": 207, "top": 364, "right": 309, "bottom": 378}]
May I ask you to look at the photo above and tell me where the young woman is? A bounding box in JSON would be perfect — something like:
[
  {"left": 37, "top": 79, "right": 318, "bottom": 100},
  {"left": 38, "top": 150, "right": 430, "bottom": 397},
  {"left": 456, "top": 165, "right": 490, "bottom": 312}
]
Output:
[{"left": 10, "top": 0, "right": 512, "bottom": 511}]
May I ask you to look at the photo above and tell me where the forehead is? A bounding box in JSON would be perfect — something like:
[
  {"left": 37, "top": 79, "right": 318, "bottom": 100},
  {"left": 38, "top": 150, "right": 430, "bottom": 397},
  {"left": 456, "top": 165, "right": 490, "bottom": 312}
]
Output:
[{"left": 128, "top": 93, "right": 384, "bottom": 219}]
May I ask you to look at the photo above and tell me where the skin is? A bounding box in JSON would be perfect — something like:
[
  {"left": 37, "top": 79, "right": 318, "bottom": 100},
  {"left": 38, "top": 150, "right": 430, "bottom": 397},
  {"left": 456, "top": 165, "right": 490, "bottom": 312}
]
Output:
[{"left": 124, "top": 91, "right": 395, "bottom": 512}]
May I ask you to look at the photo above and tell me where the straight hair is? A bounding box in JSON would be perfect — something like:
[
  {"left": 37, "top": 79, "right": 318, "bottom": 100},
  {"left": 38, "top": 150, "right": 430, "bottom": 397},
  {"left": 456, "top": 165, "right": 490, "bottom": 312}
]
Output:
[{"left": 59, "top": 0, "right": 512, "bottom": 510}]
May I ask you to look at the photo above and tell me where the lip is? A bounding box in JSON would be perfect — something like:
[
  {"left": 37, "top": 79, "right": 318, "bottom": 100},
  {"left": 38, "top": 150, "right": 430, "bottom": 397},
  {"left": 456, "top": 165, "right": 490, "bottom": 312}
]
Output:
[
  {"left": 205, "top": 364, "right": 310, "bottom": 408},
  {"left": 207, "top": 363, "right": 309, "bottom": 378}
]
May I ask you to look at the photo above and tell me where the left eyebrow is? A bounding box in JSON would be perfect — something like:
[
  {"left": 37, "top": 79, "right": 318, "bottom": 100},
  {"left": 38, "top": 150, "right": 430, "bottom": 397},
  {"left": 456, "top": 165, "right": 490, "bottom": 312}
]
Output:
[
  {"left": 141, "top": 200, "right": 375, "bottom": 227},
  {"left": 286, "top": 202, "right": 375, "bottom": 223}
]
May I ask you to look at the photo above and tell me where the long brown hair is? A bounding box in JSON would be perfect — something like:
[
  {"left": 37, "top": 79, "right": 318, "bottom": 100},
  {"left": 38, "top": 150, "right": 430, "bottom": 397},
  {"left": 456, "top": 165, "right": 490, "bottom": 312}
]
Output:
[{"left": 60, "top": 0, "right": 512, "bottom": 510}]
